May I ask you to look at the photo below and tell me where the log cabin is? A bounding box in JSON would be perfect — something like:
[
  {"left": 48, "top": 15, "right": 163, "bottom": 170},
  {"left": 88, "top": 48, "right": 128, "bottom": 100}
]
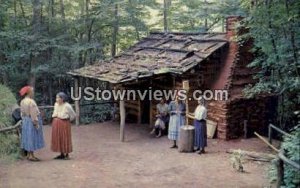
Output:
[{"left": 68, "top": 16, "right": 276, "bottom": 141}]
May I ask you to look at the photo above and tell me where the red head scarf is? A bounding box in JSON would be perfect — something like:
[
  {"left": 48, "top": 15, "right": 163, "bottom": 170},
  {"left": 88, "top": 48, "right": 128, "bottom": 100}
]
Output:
[{"left": 19, "top": 86, "right": 32, "bottom": 96}]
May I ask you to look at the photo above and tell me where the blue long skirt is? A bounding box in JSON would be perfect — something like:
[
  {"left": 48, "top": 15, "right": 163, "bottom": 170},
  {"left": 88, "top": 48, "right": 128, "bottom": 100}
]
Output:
[
  {"left": 168, "top": 114, "right": 185, "bottom": 141},
  {"left": 21, "top": 115, "right": 45, "bottom": 152},
  {"left": 194, "top": 119, "right": 207, "bottom": 149}
]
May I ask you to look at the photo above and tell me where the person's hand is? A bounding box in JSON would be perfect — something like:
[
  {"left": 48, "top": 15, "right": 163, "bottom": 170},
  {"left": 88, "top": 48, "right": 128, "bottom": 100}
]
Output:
[{"left": 33, "top": 121, "right": 39, "bottom": 129}]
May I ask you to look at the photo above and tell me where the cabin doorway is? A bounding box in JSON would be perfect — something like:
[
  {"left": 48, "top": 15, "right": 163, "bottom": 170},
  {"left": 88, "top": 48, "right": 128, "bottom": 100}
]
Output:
[
  {"left": 138, "top": 82, "right": 151, "bottom": 125},
  {"left": 140, "top": 98, "right": 150, "bottom": 124}
]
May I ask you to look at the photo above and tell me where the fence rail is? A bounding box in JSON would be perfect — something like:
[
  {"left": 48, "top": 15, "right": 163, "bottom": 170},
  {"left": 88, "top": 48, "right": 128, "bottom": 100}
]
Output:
[
  {"left": 257, "top": 123, "right": 300, "bottom": 188},
  {"left": 268, "top": 123, "right": 293, "bottom": 145},
  {"left": 0, "top": 120, "right": 22, "bottom": 134}
]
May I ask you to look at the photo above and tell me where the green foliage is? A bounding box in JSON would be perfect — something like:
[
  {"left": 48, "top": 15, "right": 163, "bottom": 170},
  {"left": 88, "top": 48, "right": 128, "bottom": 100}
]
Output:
[
  {"left": 80, "top": 103, "right": 113, "bottom": 124},
  {"left": 241, "top": 0, "right": 300, "bottom": 129},
  {"left": 0, "top": 84, "right": 20, "bottom": 160},
  {"left": 0, "top": 134, "right": 20, "bottom": 160},
  {"left": 0, "top": 84, "right": 17, "bottom": 128},
  {"left": 281, "top": 127, "right": 300, "bottom": 187}
]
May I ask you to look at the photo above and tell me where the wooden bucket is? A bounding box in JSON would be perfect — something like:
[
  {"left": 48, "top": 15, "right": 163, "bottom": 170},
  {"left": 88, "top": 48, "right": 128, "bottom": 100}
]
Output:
[{"left": 178, "top": 125, "right": 195, "bottom": 152}]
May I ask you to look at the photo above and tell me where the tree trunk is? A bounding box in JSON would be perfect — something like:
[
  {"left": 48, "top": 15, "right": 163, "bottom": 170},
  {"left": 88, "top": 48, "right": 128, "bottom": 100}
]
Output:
[
  {"left": 32, "top": 0, "right": 41, "bottom": 33},
  {"left": 60, "top": 0, "right": 65, "bottom": 22},
  {"left": 111, "top": 3, "right": 119, "bottom": 57},
  {"left": 163, "top": 0, "right": 168, "bottom": 32},
  {"left": 204, "top": 0, "right": 208, "bottom": 30},
  {"left": 284, "top": 0, "right": 299, "bottom": 76},
  {"left": 30, "top": 0, "right": 41, "bottom": 88},
  {"left": 19, "top": 0, "right": 27, "bottom": 25},
  {"left": 128, "top": 0, "right": 140, "bottom": 40}
]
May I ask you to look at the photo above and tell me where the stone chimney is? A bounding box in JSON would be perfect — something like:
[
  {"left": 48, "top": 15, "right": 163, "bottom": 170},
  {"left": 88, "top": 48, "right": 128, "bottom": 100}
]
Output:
[{"left": 226, "top": 16, "right": 243, "bottom": 38}]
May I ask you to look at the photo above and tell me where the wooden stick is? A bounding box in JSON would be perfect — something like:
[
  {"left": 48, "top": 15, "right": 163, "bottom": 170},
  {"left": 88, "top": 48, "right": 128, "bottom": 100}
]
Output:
[
  {"left": 254, "top": 132, "right": 280, "bottom": 152},
  {"left": 226, "top": 149, "right": 276, "bottom": 161}
]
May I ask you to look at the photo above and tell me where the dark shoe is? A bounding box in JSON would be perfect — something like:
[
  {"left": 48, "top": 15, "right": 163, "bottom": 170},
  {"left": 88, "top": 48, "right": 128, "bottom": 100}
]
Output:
[
  {"left": 195, "top": 147, "right": 200, "bottom": 151},
  {"left": 54, "top": 154, "right": 64, "bottom": 160},
  {"left": 63, "top": 154, "right": 70, "bottom": 160},
  {"left": 170, "top": 145, "right": 178, "bottom": 149}
]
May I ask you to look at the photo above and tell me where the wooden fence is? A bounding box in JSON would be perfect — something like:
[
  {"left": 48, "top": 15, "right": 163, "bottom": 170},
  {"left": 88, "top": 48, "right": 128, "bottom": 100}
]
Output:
[
  {"left": 0, "top": 101, "right": 116, "bottom": 134},
  {"left": 255, "top": 123, "right": 300, "bottom": 188}
]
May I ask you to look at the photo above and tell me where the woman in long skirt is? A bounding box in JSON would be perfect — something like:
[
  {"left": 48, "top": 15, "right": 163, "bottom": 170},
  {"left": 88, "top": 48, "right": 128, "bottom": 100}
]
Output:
[
  {"left": 19, "top": 86, "right": 45, "bottom": 161},
  {"left": 51, "top": 92, "right": 76, "bottom": 160},
  {"left": 187, "top": 97, "right": 207, "bottom": 154},
  {"left": 168, "top": 95, "right": 186, "bottom": 148}
]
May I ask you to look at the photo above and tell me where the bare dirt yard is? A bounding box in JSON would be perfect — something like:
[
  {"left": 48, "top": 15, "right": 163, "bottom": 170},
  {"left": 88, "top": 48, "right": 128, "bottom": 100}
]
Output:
[{"left": 0, "top": 122, "right": 275, "bottom": 188}]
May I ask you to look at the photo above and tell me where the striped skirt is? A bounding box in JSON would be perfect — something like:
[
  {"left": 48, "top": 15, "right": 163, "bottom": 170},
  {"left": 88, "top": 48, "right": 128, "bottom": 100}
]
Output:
[
  {"left": 194, "top": 119, "right": 207, "bottom": 149},
  {"left": 21, "top": 116, "right": 45, "bottom": 152},
  {"left": 51, "top": 118, "right": 73, "bottom": 153},
  {"left": 168, "top": 114, "right": 185, "bottom": 141}
]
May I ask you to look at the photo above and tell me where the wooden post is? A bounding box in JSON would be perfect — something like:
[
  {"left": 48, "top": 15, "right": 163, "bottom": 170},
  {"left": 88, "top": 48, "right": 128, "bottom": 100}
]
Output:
[
  {"left": 276, "top": 156, "right": 284, "bottom": 188},
  {"left": 268, "top": 124, "right": 272, "bottom": 145},
  {"left": 149, "top": 79, "right": 153, "bottom": 127},
  {"left": 243, "top": 120, "right": 248, "bottom": 139},
  {"left": 149, "top": 100, "right": 153, "bottom": 128},
  {"left": 138, "top": 99, "right": 141, "bottom": 124},
  {"left": 120, "top": 99, "right": 125, "bottom": 142},
  {"left": 74, "top": 77, "right": 80, "bottom": 126},
  {"left": 182, "top": 80, "right": 189, "bottom": 126}
]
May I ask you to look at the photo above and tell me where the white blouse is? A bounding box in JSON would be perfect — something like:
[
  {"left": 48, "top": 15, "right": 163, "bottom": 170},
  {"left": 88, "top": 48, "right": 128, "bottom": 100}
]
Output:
[
  {"left": 20, "top": 97, "right": 40, "bottom": 122},
  {"left": 194, "top": 105, "right": 207, "bottom": 121},
  {"left": 52, "top": 102, "right": 76, "bottom": 121}
]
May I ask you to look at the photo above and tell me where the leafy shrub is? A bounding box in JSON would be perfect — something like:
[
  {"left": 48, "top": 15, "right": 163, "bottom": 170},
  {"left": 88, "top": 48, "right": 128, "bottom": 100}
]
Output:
[
  {"left": 281, "top": 127, "right": 300, "bottom": 187},
  {"left": 0, "top": 84, "right": 20, "bottom": 159},
  {"left": 80, "top": 103, "right": 112, "bottom": 124},
  {"left": 0, "top": 84, "right": 17, "bottom": 128},
  {"left": 268, "top": 126, "right": 300, "bottom": 187}
]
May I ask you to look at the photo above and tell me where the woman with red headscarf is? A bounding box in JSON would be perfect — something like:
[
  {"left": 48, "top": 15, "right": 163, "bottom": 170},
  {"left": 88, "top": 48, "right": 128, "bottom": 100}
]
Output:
[{"left": 19, "top": 86, "right": 45, "bottom": 161}]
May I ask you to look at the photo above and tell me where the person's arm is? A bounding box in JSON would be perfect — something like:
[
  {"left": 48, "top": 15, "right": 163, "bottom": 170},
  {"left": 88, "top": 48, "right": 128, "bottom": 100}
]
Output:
[
  {"left": 29, "top": 100, "right": 39, "bottom": 128},
  {"left": 187, "top": 113, "right": 195, "bottom": 119},
  {"left": 52, "top": 103, "right": 58, "bottom": 118},
  {"left": 66, "top": 103, "right": 76, "bottom": 122}
]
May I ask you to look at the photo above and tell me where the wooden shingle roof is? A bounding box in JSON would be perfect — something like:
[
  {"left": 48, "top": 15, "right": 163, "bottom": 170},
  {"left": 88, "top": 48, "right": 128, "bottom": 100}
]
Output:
[{"left": 68, "top": 31, "right": 228, "bottom": 84}]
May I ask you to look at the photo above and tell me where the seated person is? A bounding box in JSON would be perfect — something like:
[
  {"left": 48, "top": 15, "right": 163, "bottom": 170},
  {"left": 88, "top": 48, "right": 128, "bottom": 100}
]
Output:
[{"left": 150, "top": 99, "right": 169, "bottom": 137}]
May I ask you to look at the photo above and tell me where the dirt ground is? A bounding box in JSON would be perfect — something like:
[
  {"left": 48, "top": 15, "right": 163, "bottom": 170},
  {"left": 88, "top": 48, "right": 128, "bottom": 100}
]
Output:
[{"left": 0, "top": 122, "right": 275, "bottom": 188}]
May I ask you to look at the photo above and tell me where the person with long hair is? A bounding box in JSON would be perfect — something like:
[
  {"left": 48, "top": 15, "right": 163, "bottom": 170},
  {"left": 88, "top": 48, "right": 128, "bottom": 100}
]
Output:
[
  {"left": 19, "top": 86, "right": 45, "bottom": 161},
  {"left": 51, "top": 92, "right": 76, "bottom": 160}
]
